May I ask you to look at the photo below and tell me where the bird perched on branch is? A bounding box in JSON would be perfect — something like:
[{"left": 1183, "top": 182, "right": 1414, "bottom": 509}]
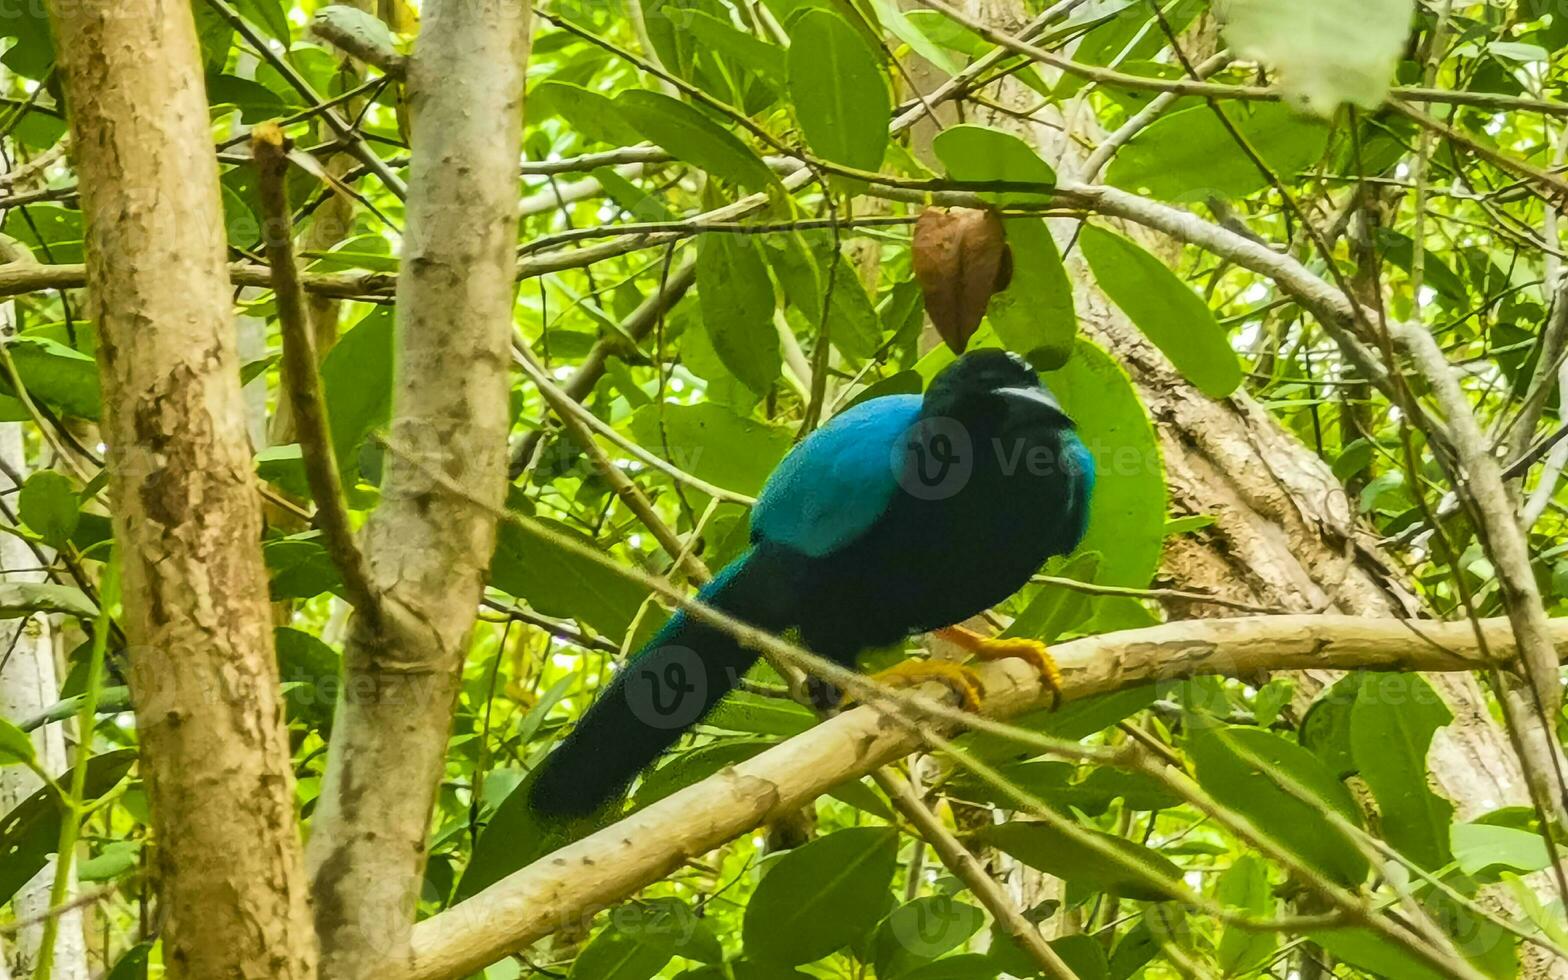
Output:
[{"left": 529, "top": 349, "right": 1096, "bottom": 818}]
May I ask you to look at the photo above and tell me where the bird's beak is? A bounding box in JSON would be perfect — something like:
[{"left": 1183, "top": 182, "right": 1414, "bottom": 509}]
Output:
[{"left": 997, "top": 385, "right": 1060, "bottom": 412}]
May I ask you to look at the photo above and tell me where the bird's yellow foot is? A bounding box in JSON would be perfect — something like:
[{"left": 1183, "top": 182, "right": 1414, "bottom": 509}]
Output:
[
  {"left": 858, "top": 659, "right": 986, "bottom": 712},
  {"left": 935, "top": 626, "right": 1063, "bottom": 709}
]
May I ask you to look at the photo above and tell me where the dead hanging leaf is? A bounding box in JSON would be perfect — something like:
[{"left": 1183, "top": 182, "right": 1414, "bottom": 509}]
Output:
[{"left": 912, "top": 207, "right": 1013, "bottom": 353}]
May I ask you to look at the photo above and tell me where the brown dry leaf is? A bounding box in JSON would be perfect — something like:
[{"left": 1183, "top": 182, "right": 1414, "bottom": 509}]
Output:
[{"left": 912, "top": 207, "right": 1012, "bottom": 353}]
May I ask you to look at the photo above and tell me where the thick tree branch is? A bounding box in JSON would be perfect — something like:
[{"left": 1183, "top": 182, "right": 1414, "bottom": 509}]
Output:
[
  {"left": 303, "top": 3, "right": 531, "bottom": 977},
  {"left": 405, "top": 613, "right": 1568, "bottom": 980},
  {"left": 252, "top": 123, "right": 378, "bottom": 615}
]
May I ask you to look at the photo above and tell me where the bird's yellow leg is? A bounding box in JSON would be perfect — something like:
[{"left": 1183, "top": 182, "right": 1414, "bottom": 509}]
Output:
[
  {"left": 859, "top": 659, "right": 986, "bottom": 712},
  {"left": 934, "top": 625, "right": 1063, "bottom": 708}
]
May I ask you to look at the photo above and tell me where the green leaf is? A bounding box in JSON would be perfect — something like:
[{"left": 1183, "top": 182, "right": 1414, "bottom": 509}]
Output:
[
  {"left": 1221, "top": 0, "right": 1413, "bottom": 115},
  {"left": 949, "top": 761, "right": 1178, "bottom": 815},
  {"left": 1106, "top": 103, "right": 1331, "bottom": 202},
  {"left": 1350, "top": 673, "right": 1454, "bottom": 869},
  {"left": 571, "top": 919, "right": 674, "bottom": 980},
  {"left": 0, "top": 0, "right": 54, "bottom": 79},
  {"left": 533, "top": 81, "right": 643, "bottom": 148},
  {"left": 787, "top": 10, "right": 889, "bottom": 171},
  {"left": 0, "top": 750, "right": 136, "bottom": 904},
  {"left": 1216, "top": 856, "right": 1277, "bottom": 976},
  {"left": 980, "top": 820, "right": 1183, "bottom": 901},
  {"left": 5, "top": 336, "right": 101, "bottom": 419},
  {"left": 18, "top": 470, "right": 81, "bottom": 548},
  {"left": 0, "top": 582, "right": 99, "bottom": 620},
  {"left": 1452, "top": 822, "right": 1554, "bottom": 877},
  {"left": 619, "top": 897, "right": 726, "bottom": 965},
  {"left": 987, "top": 219, "right": 1076, "bottom": 368},
  {"left": 1042, "top": 339, "right": 1166, "bottom": 587},
  {"left": 703, "top": 690, "right": 815, "bottom": 736},
  {"left": 1376, "top": 229, "right": 1467, "bottom": 306},
  {"left": 275, "top": 627, "right": 341, "bottom": 730},
  {"left": 872, "top": 896, "right": 985, "bottom": 977},
  {"left": 618, "top": 90, "right": 780, "bottom": 194},
  {"left": 1310, "top": 927, "right": 1450, "bottom": 980},
  {"left": 321, "top": 308, "right": 394, "bottom": 484},
  {"left": 1189, "top": 727, "right": 1369, "bottom": 885},
  {"left": 683, "top": 11, "right": 789, "bottom": 84},
  {"left": 235, "top": 0, "right": 292, "bottom": 43},
  {"left": 0, "top": 717, "right": 36, "bottom": 768},
  {"left": 696, "top": 233, "right": 782, "bottom": 394},
  {"left": 78, "top": 840, "right": 142, "bottom": 882},
  {"left": 633, "top": 739, "right": 774, "bottom": 809},
  {"left": 206, "top": 74, "right": 289, "bottom": 123},
  {"left": 490, "top": 518, "right": 650, "bottom": 640},
  {"left": 765, "top": 232, "right": 884, "bottom": 360},
  {"left": 899, "top": 954, "right": 1002, "bottom": 979},
  {"left": 1079, "top": 225, "right": 1241, "bottom": 398},
  {"left": 743, "top": 827, "right": 899, "bottom": 964},
  {"left": 106, "top": 942, "right": 153, "bottom": 980},
  {"left": 932, "top": 124, "right": 1057, "bottom": 204},
  {"left": 627, "top": 402, "right": 793, "bottom": 499},
  {"left": 1299, "top": 672, "right": 1362, "bottom": 778}
]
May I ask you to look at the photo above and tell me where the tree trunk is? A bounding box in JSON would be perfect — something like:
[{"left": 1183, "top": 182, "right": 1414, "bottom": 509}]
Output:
[
  {"left": 304, "top": 4, "right": 530, "bottom": 977},
  {"left": 46, "top": 4, "right": 317, "bottom": 977},
  {"left": 0, "top": 431, "right": 89, "bottom": 980}
]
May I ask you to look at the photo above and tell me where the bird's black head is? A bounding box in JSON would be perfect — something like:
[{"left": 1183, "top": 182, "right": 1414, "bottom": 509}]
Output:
[{"left": 925, "top": 349, "right": 1072, "bottom": 427}]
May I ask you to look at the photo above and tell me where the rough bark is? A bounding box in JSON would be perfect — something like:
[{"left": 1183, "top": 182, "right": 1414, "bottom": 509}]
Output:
[
  {"left": 303, "top": 4, "right": 531, "bottom": 977},
  {"left": 404, "top": 613, "right": 1568, "bottom": 980},
  {"left": 0, "top": 429, "right": 88, "bottom": 980},
  {"left": 46, "top": 3, "right": 316, "bottom": 978}
]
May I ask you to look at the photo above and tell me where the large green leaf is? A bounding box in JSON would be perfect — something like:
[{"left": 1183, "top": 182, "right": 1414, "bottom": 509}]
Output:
[
  {"left": 685, "top": 10, "right": 789, "bottom": 84},
  {"left": 766, "top": 233, "right": 884, "bottom": 360},
  {"left": 1452, "top": 822, "right": 1555, "bottom": 878},
  {"left": 1190, "top": 727, "right": 1369, "bottom": 885},
  {"left": 1221, "top": 0, "right": 1414, "bottom": 115},
  {"left": 5, "top": 336, "right": 100, "bottom": 419},
  {"left": 627, "top": 401, "right": 792, "bottom": 498},
  {"left": 980, "top": 820, "right": 1183, "bottom": 901},
  {"left": 696, "top": 233, "right": 782, "bottom": 394},
  {"left": 18, "top": 470, "right": 80, "bottom": 548},
  {"left": 1310, "top": 928, "right": 1451, "bottom": 980},
  {"left": 871, "top": 896, "right": 985, "bottom": 978},
  {"left": 787, "top": 10, "right": 889, "bottom": 171},
  {"left": 1351, "top": 673, "right": 1454, "bottom": 869},
  {"left": 1041, "top": 339, "right": 1165, "bottom": 588},
  {"left": 618, "top": 90, "right": 780, "bottom": 194},
  {"left": 932, "top": 124, "right": 1057, "bottom": 204},
  {"left": 1079, "top": 225, "right": 1241, "bottom": 398},
  {"left": 490, "top": 518, "right": 650, "bottom": 639},
  {"left": 0, "top": 582, "right": 98, "bottom": 620},
  {"left": 533, "top": 81, "right": 643, "bottom": 147},
  {"left": 0, "top": 750, "right": 137, "bottom": 904},
  {"left": 743, "top": 827, "right": 899, "bottom": 964},
  {"left": 632, "top": 739, "right": 774, "bottom": 809},
  {"left": 988, "top": 219, "right": 1076, "bottom": 369},
  {"left": 320, "top": 307, "right": 394, "bottom": 484},
  {"left": 617, "top": 897, "right": 725, "bottom": 965},
  {"left": 571, "top": 919, "right": 675, "bottom": 980},
  {"left": 1216, "top": 856, "right": 1277, "bottom": 976},
  {"left": 1106, "top": 103, "right": 1332, "bottom": 202}
]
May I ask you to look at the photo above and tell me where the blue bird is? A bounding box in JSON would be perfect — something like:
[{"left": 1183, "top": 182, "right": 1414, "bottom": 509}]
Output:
[{"left": 529, "top": 349, "right": 1096, "bottom": 818}]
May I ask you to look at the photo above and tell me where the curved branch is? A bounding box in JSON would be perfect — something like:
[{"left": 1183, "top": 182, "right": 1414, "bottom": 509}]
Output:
[{"left": 404, "top": 613, "right": 1567, "bottom": 980}]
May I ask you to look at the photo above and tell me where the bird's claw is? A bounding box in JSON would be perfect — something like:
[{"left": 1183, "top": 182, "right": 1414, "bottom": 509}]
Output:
[
  {"left": 935, "top": 627, "right": 1064, "bottom": 710},
  {"left": 853, "top": 659, "right": 986, "bottom": 712}
]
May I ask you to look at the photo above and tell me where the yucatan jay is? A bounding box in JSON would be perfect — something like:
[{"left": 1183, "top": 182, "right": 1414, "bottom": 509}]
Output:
[{"left": 530, "top": 349, "right": 1096, "bottom": 818}]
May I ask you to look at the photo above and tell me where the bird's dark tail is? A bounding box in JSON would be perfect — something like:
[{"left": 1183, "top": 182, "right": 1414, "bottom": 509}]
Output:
[{"left": 528, "top": 546, "right": 791, "bottom": 819}]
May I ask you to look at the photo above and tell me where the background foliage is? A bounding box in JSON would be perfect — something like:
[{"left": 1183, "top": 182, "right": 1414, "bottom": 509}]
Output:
[{"left": 3, "top": 0, "right": 1568, "bottom": 977}]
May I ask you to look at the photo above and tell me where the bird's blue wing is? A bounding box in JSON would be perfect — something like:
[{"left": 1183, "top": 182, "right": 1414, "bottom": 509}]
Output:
[{"left": 751, "top": 394, "right": 922, "bottom": 558}]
